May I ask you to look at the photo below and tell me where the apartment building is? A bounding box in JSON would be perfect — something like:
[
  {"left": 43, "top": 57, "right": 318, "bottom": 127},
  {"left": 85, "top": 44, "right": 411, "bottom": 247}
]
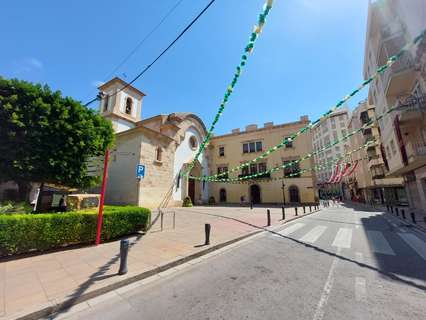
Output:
[
  {"left": 311, "top": 107, "right": 351, "bottom": 196},
  {"left": 364, "top": 0, "right": 426, "bottom": 213},
  {"left": 342, "top": 100, "right": 405, "bottom": 204},
  {"left": 208, "top": 116, "right": 317, "bottom": 205}
]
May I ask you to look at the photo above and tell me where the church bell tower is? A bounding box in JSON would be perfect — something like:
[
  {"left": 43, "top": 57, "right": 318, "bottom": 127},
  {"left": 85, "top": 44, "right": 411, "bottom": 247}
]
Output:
[{"left": 97, "top": 77, "right": 145, "bottom": 133}]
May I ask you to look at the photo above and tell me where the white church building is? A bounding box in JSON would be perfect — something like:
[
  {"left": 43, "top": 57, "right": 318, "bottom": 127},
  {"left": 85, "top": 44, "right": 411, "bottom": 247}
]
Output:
[{"left": 98, "top": 77, "right": 210, "bottom": 208}]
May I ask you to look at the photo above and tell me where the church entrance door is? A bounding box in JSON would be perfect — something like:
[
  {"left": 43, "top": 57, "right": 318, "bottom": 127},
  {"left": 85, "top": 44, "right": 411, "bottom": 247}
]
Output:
[{"left": 188, "top": 178, "right": 195, "bottom": 204}]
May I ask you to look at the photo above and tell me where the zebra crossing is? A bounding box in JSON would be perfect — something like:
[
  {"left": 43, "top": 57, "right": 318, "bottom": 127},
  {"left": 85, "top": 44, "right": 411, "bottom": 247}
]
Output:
[{"left": 272, "top": 220, "right": 426, "bottom": 261}]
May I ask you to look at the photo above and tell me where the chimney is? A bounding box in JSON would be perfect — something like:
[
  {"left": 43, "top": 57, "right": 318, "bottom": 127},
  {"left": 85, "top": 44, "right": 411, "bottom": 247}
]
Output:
[
  {"left": 245, "top": 124, "right": 258, "bottom": 132},
  {"left": 264, "top": 122, "right": 274, "bottom": 128},
  {"left": 231, "top": 128, "right": 240, "bottom": 134},
  {"left": 300, "top": 115, "right": 309, "bottom": 122}
]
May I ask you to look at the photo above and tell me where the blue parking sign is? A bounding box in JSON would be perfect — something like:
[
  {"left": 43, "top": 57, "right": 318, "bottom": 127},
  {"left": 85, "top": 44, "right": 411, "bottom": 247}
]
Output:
[{"left": 136, "top": 164, "right": 145, "bottom": 178}]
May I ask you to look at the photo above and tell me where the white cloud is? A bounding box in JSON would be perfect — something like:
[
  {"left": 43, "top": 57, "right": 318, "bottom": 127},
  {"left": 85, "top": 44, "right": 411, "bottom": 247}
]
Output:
[
  {"left": 25, "top": 57, "right": 43, "bottom": 69},
  {"left": 91, "top": 80, "right": 105, "bottom": 88}
]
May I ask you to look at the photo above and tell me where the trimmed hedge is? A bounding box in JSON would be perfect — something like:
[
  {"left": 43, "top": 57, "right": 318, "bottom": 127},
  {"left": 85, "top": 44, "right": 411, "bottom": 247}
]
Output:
[{"left": 0, "top": 206, "right": 150, "bottom": 256}]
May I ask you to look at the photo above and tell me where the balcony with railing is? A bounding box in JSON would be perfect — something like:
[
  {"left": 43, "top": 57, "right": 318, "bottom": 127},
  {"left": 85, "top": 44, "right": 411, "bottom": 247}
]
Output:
[
  {"left": 397, "top": 94, "right": 426, "bottom": 125},
  {"left": 391, "top": 141, "right": 426, "bottom": 176},
  {"left": 238, "top": 172, "right": 271, "bottom": 180},
  {"left": 368, "top": 154, "right": 385, "bottom": 169},
  {"left": 378, "top": 33, "right": 416, "bottom": 97}
]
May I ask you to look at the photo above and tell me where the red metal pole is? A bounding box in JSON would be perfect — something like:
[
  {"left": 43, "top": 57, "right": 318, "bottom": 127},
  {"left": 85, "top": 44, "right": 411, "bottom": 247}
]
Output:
[{"left": 96, "top": 149, "right": 109, "bottom": 245}]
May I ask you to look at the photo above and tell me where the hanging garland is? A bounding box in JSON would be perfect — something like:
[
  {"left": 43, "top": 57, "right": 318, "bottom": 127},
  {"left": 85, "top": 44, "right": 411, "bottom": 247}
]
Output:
[
  {"left": 202, "top": 98, "right": 406, "bottom": 184},
  {"left": 181, "top": 0, "right": 275, "bottom": 178},
  {"left": 200, "top": 139, "right": 375, "bottom": 183},
  {"left": 208, "top": 151, "right": 368, "bottom": 185},
  {"left": 191, "top": 29, "right": 426, "bottom": 181},
  {"left": 190, "top": 98, "right": 402, "bottom": 183}
]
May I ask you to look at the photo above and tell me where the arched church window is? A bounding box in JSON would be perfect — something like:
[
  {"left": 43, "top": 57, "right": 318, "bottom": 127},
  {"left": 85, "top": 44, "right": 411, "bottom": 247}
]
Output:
[
  {"left": 156, "top": 147, "right": 162, "bottom": 162},
  {"left": 125, "top": 97, "right": 133, "bottom": 115},
  {"left": 189, "top": 136, "right": 198, "bottom": 150}
]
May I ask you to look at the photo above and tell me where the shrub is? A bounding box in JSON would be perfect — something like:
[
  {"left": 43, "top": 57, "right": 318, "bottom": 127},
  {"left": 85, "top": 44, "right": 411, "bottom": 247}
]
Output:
[
  {"left": 0, "top": 206, "right": 150, "bottom": 256},
  {"left": 182, "top": 196, "right": 193, "bottom": 207}
]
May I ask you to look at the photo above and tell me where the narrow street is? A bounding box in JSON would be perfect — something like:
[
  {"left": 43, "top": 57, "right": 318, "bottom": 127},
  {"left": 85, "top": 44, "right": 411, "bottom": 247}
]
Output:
[{"left": 55, "top": 205, "right": 426, "bottom": 320}]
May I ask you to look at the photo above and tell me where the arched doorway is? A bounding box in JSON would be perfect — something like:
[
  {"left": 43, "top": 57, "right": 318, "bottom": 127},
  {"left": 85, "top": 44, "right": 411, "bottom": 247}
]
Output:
[
  {"left": 289, "top": 186, "right": 300, "bottom": 203},
  {"left": 219, "top": 188, "right": 227, "bottom": 203},
  {"left": 250, "top": 185, "right": 261, "bottom": 204},
  {"left": 187, "top": 160, "right": 202, "bottom": 205}
]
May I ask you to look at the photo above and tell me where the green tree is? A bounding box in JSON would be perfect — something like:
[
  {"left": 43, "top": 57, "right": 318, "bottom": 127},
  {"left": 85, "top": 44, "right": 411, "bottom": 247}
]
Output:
[{"left": 0, "top": 77, "right": 114, "bottom": 201}]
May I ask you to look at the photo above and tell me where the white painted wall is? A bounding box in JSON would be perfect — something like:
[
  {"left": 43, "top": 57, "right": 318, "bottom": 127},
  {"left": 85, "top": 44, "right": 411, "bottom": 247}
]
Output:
[
  {"left": 114, "top": 118, "right": 135, "bottom": 133},
  {"left": 172, "top": 126, "right": 209, "bottom": 202}
]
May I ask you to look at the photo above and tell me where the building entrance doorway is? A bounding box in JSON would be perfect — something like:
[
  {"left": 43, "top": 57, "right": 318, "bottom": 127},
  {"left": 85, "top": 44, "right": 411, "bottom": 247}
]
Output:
[
  {"left": 188, "top": 178, "right": 195, "bottom": 204},
  {"left": 289, "top": 186, "right": 300, "bottom": 203},
  {"left": 250, "top": 185, "right": 261, "bottom": 204}
]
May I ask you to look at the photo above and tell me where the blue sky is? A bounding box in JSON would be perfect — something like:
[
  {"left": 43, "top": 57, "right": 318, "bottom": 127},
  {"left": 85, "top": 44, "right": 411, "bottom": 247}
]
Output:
[{"left": 1, "top": 0, "right": 369, "bottom": 135}]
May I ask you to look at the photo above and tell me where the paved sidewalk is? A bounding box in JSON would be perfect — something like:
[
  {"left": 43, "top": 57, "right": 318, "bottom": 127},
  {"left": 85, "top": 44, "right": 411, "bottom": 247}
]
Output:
[{"left": 0, "top": 205, "right": 319, "bottom": 320}]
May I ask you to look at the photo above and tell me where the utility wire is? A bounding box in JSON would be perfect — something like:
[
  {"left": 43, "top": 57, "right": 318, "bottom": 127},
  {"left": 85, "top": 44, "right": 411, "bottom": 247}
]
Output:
[
  {"left": 103, "top": 0, "right": 186, "bottom": 82},
  {"left": 83, "top": 0, "right": 185, "bottom": 103},
  {"left": 84, "top": 0, "right": 217, "bottom": 106}
]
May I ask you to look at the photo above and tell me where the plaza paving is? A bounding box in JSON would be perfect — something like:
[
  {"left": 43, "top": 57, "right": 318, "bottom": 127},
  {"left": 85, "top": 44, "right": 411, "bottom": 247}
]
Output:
[{"left": 0, "top": 205, "right": 317, "bottom": 320}]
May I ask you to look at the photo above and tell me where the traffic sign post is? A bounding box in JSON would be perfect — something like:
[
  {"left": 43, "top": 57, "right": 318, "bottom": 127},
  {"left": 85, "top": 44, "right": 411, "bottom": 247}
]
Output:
[{"left": 96, "top": 149, "right": 109, "bottom": 245}]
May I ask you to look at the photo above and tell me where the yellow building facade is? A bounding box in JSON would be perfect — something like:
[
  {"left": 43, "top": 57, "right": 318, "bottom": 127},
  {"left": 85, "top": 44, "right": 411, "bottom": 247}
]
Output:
[{"left": 208, "top": 117, "right": 317, "bottom": 205}]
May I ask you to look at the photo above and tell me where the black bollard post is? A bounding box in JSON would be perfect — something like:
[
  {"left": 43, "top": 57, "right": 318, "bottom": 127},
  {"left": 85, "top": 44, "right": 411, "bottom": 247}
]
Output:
[
  {"left": 303, "top": 206, "right": 306, "bottom": 214},
  {"left": 205, "top": 223, "right": 211, "bottom": 245},
  {"left": 250, "top": 201, "right": 253, "bottom": 210},
  {"left": 395, "top": 208, "right": 399, "bottom": 216},
  {"left": 309, "top": 205, "right": 312, "bottom": 212},
  {"left": 386, "top": 205, "right": 389, "bottom": 211},
  {"left": 118, "top": 239, "right": 129, "bottom": 275},
  {"left": 390, "top": 206, "right": 393, "bottom": 213},
  {"left": 411, "top": 212, "right": 416, "bottom": 224},
  {"left": 401, "top": 209, "right": 406, "bottom": 219},
  {"left": 295, "top": 207, "right": 298, "bottom": 216},
  {"left": 282, "top": 207, "right": 286, "bottom": 220},
  {"left": 267, "top": 209, "right": 271, "bottom": 227}
]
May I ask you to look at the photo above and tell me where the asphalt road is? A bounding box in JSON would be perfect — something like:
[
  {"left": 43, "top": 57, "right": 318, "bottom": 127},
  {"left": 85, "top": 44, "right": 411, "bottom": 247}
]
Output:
[{"left": 54, "top": 204, "right": 426, "bottom": 320}]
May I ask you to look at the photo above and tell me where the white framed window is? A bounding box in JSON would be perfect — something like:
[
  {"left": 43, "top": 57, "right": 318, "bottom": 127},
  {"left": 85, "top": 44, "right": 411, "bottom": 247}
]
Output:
[{"left": 243, "top": 141, "right": 262, "bottom": 153}]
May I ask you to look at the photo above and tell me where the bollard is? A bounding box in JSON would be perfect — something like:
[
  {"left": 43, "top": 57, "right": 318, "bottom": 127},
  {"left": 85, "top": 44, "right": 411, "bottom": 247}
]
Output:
[
  {"left": 118, "top": 239, "right": 129, "bottom": 275},
  {"left": 390, "top": 206, "right": 393, "bottom": 213},
  {"left": 303, "top": 206, "right": 306, "bottom": 214},
  {"left": 250, "top": 201, "right": 253, "bottom": 210},
  {"left": 395, "top": 208, "right": 399, "bottom": 216},
  {"left": 295, "top": 207, "right": 298, "bottom": 216},
  {"left": 267, "top": 209, "right": 271, "bottom": 227},
  {"left": 282, "top": 207, "right": 286, "bottom": 220},
  {"left": 386, "top": 205, "right": 389, "bottom": 211},
  {"left": 173, "top": 211, "right": 176, "bottom": 229},
  {"left": 205, "top": 223, "right": 211, "bottom": 245},
  {"left": 410, "top": 212, "right": 416, "bottom": 224},
  {"left": 160, "top": 210, "right": 164, "bottom": 232},
  {"left": 401, "top": 209, "right": 406, "bottom": 219},
  {"left": 309, "top": 205, "right": 312, "bottom": 212}
]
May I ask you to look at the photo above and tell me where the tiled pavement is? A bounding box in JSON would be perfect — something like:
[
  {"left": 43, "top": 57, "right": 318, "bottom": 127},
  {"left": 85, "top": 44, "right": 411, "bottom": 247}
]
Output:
[{"left": 0, "top": 205, "right": 317, "bottom": 320}]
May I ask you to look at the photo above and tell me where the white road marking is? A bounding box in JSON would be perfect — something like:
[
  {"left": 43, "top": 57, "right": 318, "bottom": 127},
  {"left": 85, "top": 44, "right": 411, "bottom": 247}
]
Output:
[
  {"left": 332, "top": 228, "right": 352, "bottom": 249},
  {"left": 312, "top": 248, "right": 341, "bottom": 320},
  {"left": 355, "top": 277, "right": 367, "bottom": 302},
  {"left": 300, "top": 226, "right": 327, "bottom": 244},
  {"left": 278, "top": 223, "right": 305, "bottom": 236},
  {"left": 398, "top": 233, "right": 426, "bottom": 260},
  {"left": 356, "top": 252, "right": 363, "bottom": 263},
  {"left": 366, "top": 231, "right": 395, "bottom": 255}
]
